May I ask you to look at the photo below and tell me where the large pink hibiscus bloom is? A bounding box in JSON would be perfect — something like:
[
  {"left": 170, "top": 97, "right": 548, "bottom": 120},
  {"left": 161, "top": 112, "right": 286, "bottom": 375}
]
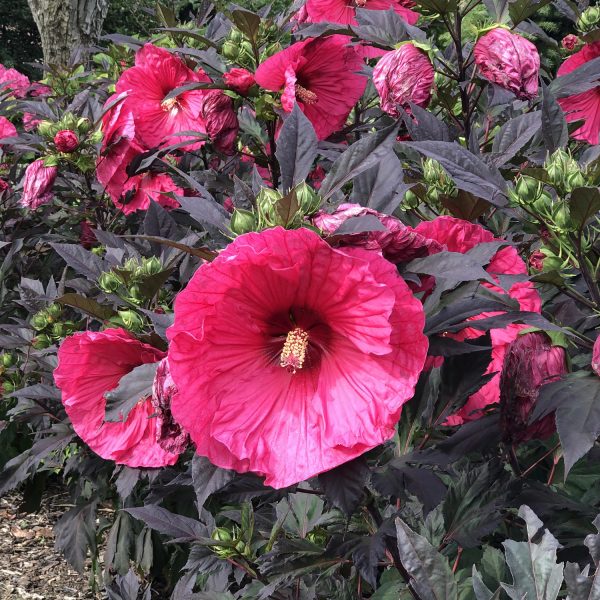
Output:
[
  {"left": 255, "top": 36, "right": 367, "bottom": 140},
  {"left": 0, "top": 116, "right": 17, "bottom": 140},
  {"left": 304, "top": 0, "right": 419, "bottom": 26},
  {"left": 557, "top": 41, "right": 600, "bottom": 144},
  {"left": 54, "top": 328, "right": 181, "bottom": 467},
  {"left": 415, "top": 217, "right": 541, "bottom": 425},
  {"left": 168, "top": 227, "right": 428, "bottom": 488},
  {"left": 115, "top": 44, "right": 211, "bottom": 150},
  {"left": 0, "top": 64, "right": 30, "bottom": 98}
]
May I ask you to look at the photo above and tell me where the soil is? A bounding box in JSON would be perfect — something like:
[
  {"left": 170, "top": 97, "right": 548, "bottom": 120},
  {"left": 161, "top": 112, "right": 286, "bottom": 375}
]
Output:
[{"left": 0, "top": 493, "right": 99, "bottom": 600}]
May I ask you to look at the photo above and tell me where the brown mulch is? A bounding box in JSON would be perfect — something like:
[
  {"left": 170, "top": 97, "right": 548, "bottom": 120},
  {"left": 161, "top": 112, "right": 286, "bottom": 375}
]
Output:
[{"left": 0, "top": 494, "right": 99, "bottom": 600}]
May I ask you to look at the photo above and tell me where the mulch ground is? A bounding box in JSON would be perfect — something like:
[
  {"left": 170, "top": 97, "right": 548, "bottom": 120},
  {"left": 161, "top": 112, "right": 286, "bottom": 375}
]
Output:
[{"left": 0, "top": 493, "right": 99, "bottom": 600}]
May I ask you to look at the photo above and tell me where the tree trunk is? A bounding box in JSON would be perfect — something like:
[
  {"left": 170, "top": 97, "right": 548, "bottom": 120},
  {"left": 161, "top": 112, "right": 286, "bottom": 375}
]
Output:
[{"left": 26, "top": 0, "right": 110, "bottom": 69}]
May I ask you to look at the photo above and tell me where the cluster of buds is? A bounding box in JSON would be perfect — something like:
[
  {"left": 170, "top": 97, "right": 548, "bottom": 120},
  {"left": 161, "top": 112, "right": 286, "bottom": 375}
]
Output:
[
  {"left": 545, "top": 149, "right": 586, "bottom": 194},
  {"left": 108, "top": 309, "right": 145, "bottom": 333},
  {"left": 230, "top": 183, "right": 321, "bottom": 235},
  {"left": 30, "top": 303, "right": 77, "bottom": 348},
  {"left": 403, "top": 159, "right": 456, "bottom": 210},
  {"left": 211, "top": 526, "right": 253, "bottom": 559},
  {"left": 0, "top": 352, "right": 19, "bottom": 396},
  {"left": 98, "top": 256, "right": 163, "bottom": 306},
  {"left": 222, "top": 23, "right": 281, "bottom": 70},
  {"left": 37, "top": 112, "right": 101, "bottom": 173},
  {"left": 577, "top": 6, "right": 600, "bottom": 34}
]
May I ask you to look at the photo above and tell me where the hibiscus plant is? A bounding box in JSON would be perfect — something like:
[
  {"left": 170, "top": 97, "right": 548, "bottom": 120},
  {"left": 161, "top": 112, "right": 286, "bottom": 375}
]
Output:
[{"left": 2, "top": 0, "right": 600, "bottom": 599}]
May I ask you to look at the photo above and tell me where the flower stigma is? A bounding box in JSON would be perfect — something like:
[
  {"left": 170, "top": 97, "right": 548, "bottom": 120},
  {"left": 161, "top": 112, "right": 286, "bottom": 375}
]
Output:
[{"left": 280, "top": 327, "right": 310, "bottom": 373}]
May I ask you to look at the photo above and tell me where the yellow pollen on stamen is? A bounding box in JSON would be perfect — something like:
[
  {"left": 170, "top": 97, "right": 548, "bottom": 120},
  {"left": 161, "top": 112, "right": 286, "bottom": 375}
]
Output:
[
  {"left": 161, "top": 97, "right": 180, "bottom": 114},
  {"left": 280, "top": 327, "right": 309, "bottom": 373},
  {"left": 295, "top": 84, "right": 318, "bottom": 105}
]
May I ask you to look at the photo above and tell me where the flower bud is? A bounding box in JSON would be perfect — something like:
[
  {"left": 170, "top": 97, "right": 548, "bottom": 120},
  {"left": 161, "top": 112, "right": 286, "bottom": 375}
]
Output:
[
  {"left": 20, "top": 159, "right": 57, "bottom": 210},
  {"left": 222, "top": 41, "right": 240, "bottom": 60},
  {"left": 141, "top": 256, "right": 162, "bottom": 276},
  {"left": 474, "top": 28, "right": 540, "bottom": 100},
  {"left": 32, "top": 334, "right": 52, "bottom": 349},
  {"left": 294, "top": 182, "right": 321, "bottom": 216},
  {"left": 31, "top": 311, "right": 49, "bottom": 331},
  {"left": 37, "top": 120, "right": 55, "bottom": 138},
  {"left": 98, "top": 271, "right": 123, "bottom": 293},
  {"left": 577, "top": 7, "right": 600, "bottom": 33},
  {"left": 76, "top": 117, "right": 91, "bottom": 134},
  {"left": 0, "top": 178, "right": 10, "bottom": 195},
  {"left": 515, "top": 176, "right": 542, "bottom": 203},
  {"left": 529, "top": 250, "right": 545, "bottom": 271},
  {"left": 223, "top": 68, "right": 256, "bottom": 96},
  {"left": 51, "top": 322, "right": 65, "bottom": 338},
  {"left": 1, "top": 381, "right": 14, "bottom": 394},
  {"left": 373, "top": 43, "right": 435, "bottom": 117},
  {"left": 211, "top": 527, "right": 235, "bottom": 558},
  {"left": 230, "top": 208, "right": 257, "bottom": 235},
  {"left": 1, "top": 353, "right": 15, "bottom": 368},
  {"left": 46, "top": 303, "right": 62, "bottom": 319},
  {"left": 565, "top": 170, "right": 586, "bottom": 192},
  {"left": 500, "top": 332, "right": 567, "bottom": 444},
  {"left": 552, "top": 203, "right": 572, "bottom": 231},
  {"left": 116, "top": 309, "right": 144, "bottom": 332},
  {"left": 223, "top": 197, "right": 235, "bottom": 213},
  {"left": 54, "top": 130, "right": 79, "bottom": 153},
  {"left": 561, "top": 34, "right": 580, "bottom": 51}
]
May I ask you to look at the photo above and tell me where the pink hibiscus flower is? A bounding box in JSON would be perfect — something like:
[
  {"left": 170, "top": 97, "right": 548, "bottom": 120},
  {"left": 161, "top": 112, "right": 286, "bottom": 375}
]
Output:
[
  {"left": 96, "top": 96, "right": 182, "bottom": 214},
  {"left": 115, "top": 44, "right": 211, "bottom": 150},
  {"left": 313, "top": 203, "right": 443, "bottom": 262},
  {"left": 0, "top": 64, "right": 30, "bottom": 98},
  {"left": 255, "top": 36, "right": 368, "bottom": 140},
  {"left": 0, "top": 116, "right": 17, "bottom": 140},
  {"left": 415, "top": 217, "right": 541, "bottom": 425},
  {"left": 557, "top": 41, "right": 600, "bottom": 144},
  {"left": 54, "top": 328, "right": 181, "bottom": 467},
  {"left": 304, "top": 0, "right": 419, "bottom": 26},
  {"left": 168, "top": 227, "right": 428, "bottom": 488},
  {"left": 20, "top": 159, "right": 57, "bottom": 210}
]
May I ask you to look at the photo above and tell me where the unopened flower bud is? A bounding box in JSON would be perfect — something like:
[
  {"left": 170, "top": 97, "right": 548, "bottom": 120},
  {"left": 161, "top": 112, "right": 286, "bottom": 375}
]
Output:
[
  {"left": 474, "top": 28, "right": 540, "bottom": 100},
  {"left": 561, "top": 34, "right": 580, "bottom": 51},
  {"left": 76, "top": 117, "right": 91, "bottom": 134},
  {"left": 20, "top": 159, "right": 57, "bottom": 210},
  {"left": 230, "top": 208, "right": 257, "bottom": 235},
  {"left": 1, "top": 353, "right": 15, "bottom": 368},
  {"left": 577, "top": 7, "right": 600, "bottom": 33},
  {"left": 552, "top": 203, "right": 572, "bottom": 231},
  {"left": 529, "top": 250, "right": 545, "bottom": 271},
  {"left": 141, "top": 256, "right": 162, "bottom": 276},
  {"left": 32, "top": 334, "right": 52, "bottom": 349},
  {"left": 223, "top": 68, "right": 256, "bottom": 96},
  {"left": 294, "top": 182, "right": 321, "bottom": 216},
  {"left": 222, "top": 41, "right": 240, "bottom": 60},
  {"left": 31, "top": 312, "right": 48, "bottom": 331},
  {"left": 51, "top": 322, "right": 65, "bottom": 338},
  {"left": 98, "top": 271, "right": 122, "bottom": 293},
  {"left": 37, "top": 120, "right": 55, "bottom": 138},
  {"left": 373, "top": 43, "right": 434, "bottom": 117},
  {"left": 46, "top": 303, "right": 62, "bottom": 319},
  {"left": 54, "top": 130, "right": 79, "bottom": 153},
  {"left": 1, "top": 380, "right": 14, "bottom": 394},
  {"left": 117, "top": 309, "right": 144, "bottom": 332},
  {"left": 515, "top": 176, "right": 542, "bottom": 203}
]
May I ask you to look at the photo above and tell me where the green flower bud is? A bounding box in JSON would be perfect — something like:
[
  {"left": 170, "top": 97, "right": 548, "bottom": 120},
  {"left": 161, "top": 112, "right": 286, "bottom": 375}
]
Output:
[
  {"left": 230, "top": 208, "right": 257, "bottom": 235},
  {"left": 552, "top": 204, "right": 573, "bottom": 231},
  {"left": 32, "top": 334, "right": 52, "bottom": 349},
  {"left": 515, "top": 176, "right": 542, "bottom": 204},
  {"left": 98, "top": 271, "right": 123, "bottom": 293},
  {"left": 540, "top": 251, "right": 564, "bottom": 272},
  {"left": 51, "top": 322, "right": 65, "bottom": 338},
  {"left": 230, "top": 29, "right": 243, "bottom": 43},
  {"left": 577, "top": 6, "right": 600, "bottom": 33},
  {"left": 403, "top": 189, "right": 420, "bottom": 210},
  {"left": 294, "top": 182, "right": 321, "bottom": 216},
  {"left": 89, "top": 130, "right": 103, "bottom": 144},
  {"left": 141, "top": 256, "right": 162, "bottom": 276},
  {"left": 117, "top": 309, "right": 144, "bottom": 332},
  {"left": 37, "top": 120, "right": 55, "bottom": 138},
  {"left": 46, "top": 303, "right": 62, "bottom": 319},
  {"left": 423, "top": 158, "right": 443, "bottom": 183},
  {"left": 222, "top": 41, "right": 240, "bottom": 60},
  {"left": 532, "top": 191, "right": 554, "bottom": 215},
  {"left": 1, "top": 380, "right": 15, "bottom": 394},
  {"left": 211, "top": 527, "right": 235, "bottom": 558},
  {"left": 76, "top": 117, "right": 91, "bottom": 134},
  {"left": 565, "top": 170, "right": 586, "bottom": 192},
  {"left": 128, "top": 284, "right": 143, "bottom": 304},
  {"left": 31, "top": 312, "right": 49, "bottom": 331},
  {"left": 1, "top": 353, "right": 16, "bottom": 368}
]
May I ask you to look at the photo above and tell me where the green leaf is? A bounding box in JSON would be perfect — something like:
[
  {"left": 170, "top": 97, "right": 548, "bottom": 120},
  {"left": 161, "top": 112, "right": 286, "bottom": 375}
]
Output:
[
  {"left": 231, "top": 8, "right": 261, "bottom": 41},
  {"left": 501, "top": 505, "right": 564, "bottom": 600},
  {"left": 508, "top": 0, "right": 553, "bottom": 25},
  {"left": 395, "top": 517, "right": 458, "bottom": 600},
  {"left": 275, "top": 188, "right": 300, "bottom": 227},
  {"left": 569, "top": 186, "right": 600, "bottom": 228}
]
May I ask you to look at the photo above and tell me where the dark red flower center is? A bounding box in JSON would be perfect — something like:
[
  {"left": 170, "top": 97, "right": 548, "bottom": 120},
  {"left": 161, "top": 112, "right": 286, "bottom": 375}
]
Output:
[{"left": 295, "top": 84, "right": 318, "bottom": 104}]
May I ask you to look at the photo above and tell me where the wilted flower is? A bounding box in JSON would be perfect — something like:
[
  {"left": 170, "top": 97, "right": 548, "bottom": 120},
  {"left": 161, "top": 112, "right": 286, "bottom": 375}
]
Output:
[
  {"left": 223, "top": 68, "right": 256, "bottom": 95},
  {"left": 223, "top": 197, "right": 235, "bottom": 213},
  {"left": 255, "top": 36, "right": 367, "bottom": 140},
  {"left": 0, "top": 178, "right": 10, "bottom": 195},
  {"left": 54, "top": 129, "right": 79, "bottom": 153},
  {"left": 592, "top": 336, "right": 600, "bottom": 377},
  {"left": 54, "top": 328, "right": 181, "bottom": 467},
  {"left": 199, "top": 90, "right": 239, "bottom": 154},
  {"left": 23, "top": 112, "right": 42, "bottom": 132},
  {"left": 304, "top": 0, "right": 418, "bottom": 26},
  {"left": 0, "top": 64, "right": 30, "bottom": 98},
  {"left": 20, "top": 159, "right": 58, "bottom": 210},
  {"left": 474, "top": 28, "right": 540, "bottom": 100},
  {"left": 115, "top": 44, "right": 211, "bottom": 150},
  {"left": 562, "top": 34, "right": 580, "bottom": 51},
  {"left": 557, "top": 41, "right": 600, "bottom": 145},
  {"left": 372, "top": 43, "right": 435, "bottom": 117},
  {"left": 79, "top": 221, "right": 97, "bottom": 250},
  {"left": 415, "top": 217, "right": 541, "bottom": 425},
  {"left": 529, "top": 250, "right": 545, "bottom": 271},
  {"left": 312, "top": 203, "right": 443, "bottom": 262},
  {"left": 500, "top": 333, "right": 567, "bottom": 444},
  {"left": 151, "top": 358, "right": 189, "bottom": 454},
  {"left": 168, "top": 227, "right": 428, "bottom": 488}
]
